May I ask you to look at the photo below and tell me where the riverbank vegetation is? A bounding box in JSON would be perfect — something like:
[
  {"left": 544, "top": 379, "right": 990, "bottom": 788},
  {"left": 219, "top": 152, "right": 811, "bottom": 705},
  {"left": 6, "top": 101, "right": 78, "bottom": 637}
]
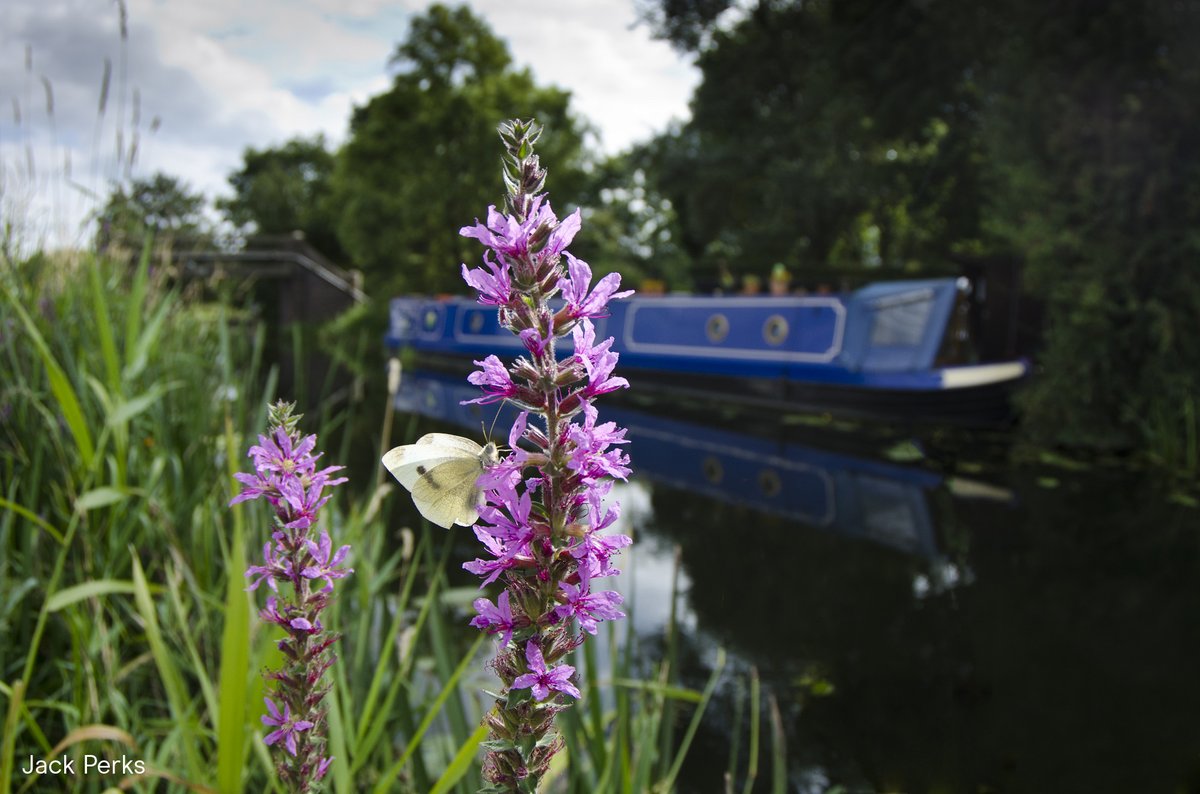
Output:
[{"left": 0, "top": 251, "right": 754, "bottom": 792}]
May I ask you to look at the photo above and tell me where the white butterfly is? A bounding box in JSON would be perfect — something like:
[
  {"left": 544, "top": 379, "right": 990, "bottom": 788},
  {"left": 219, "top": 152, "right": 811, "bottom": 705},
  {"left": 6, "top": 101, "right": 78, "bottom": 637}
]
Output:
[{"left": 381, "top": 433, "right": 499, "bottom": 529}]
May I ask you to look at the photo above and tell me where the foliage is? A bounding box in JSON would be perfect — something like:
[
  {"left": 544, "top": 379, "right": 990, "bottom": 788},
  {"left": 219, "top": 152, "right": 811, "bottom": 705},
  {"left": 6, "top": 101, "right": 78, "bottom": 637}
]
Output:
[
  {"left": 637, "top": 0, "right": 985, "bottom": 284},
  {"left": 573, "top": 148, "right": 693, "bottom": 292},
  {"left": 94, "top": 172, "right": 213, "bottom": 253},
  {"left": 331, "top": 4, "right": 590, "bottom": 299},
  {"left": 0, "top": 250, "right": 726, "bottom": 792},
  {"left": 219, "top": 135, "right": 347, "bottom": 262},
  {"left": 640, "top": 0, "right": 1200, "bottom": 456}
]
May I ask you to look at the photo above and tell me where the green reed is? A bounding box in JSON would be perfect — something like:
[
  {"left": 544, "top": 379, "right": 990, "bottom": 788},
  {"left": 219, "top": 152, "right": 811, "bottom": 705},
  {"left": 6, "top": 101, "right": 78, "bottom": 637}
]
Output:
[{"left": 0, "top": 250, "right": 743, "bottom": 793}]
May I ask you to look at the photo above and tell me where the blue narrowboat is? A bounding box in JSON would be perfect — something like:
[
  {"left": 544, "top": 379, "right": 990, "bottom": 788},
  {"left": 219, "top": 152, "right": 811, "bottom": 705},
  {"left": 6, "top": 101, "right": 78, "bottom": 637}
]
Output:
[{"left": 385, "top": 278, "right": 1028, "bottom": 425}]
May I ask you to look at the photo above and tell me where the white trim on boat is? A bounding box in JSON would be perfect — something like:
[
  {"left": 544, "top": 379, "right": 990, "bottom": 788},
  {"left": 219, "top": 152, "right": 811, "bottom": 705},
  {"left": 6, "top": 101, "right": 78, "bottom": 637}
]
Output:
[{"left": 939, "top": 361, "right": 1027, "bottom": 390}]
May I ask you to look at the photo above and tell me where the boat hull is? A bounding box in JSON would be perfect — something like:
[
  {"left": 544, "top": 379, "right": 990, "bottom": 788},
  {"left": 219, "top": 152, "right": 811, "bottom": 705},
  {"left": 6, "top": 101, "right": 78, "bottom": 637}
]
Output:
[{"left": 385, "top": 279, "right": 1028, "bottom": 426}]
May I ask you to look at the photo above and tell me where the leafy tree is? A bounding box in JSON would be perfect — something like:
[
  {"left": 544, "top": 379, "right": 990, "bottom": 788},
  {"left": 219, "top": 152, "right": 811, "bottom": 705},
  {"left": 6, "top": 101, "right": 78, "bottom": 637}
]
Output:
[
  {"left": 975, "top": 0, "right": 1200, "bottom": 452},
  {"left": 219, "top": 135, "right": 345, "bottom": 261},
  {"left": 642, "top": 0, "right": 1200, "bottom": 456},
  {"left": 95, "top": 172, "right": 211, "bottom": 252},
  {"left": 332, "top": 4, "right": 590, "bottom": 297},
  {"left": 572, "top": 145, "right": 693, "bottom": 292},
  {"left": 639, "top": 0, "right": 986, "bottom": 282}
]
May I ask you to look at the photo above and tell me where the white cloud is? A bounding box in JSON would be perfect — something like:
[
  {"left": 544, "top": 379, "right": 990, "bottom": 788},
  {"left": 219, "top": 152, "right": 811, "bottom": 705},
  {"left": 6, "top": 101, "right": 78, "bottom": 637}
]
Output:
[{"left": 0, "top": 0, "right": 697, "bottom": 248}]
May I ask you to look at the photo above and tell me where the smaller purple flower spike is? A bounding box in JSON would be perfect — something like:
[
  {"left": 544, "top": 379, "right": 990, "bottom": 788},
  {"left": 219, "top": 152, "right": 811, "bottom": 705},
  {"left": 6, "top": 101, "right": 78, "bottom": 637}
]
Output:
[
  {"left": 231, "top": 402, "right": 350, "bottom": 790},
  {"left": 301, "top": 530, "right": 353, "bottom": 592},
  {"left": 471, "top": 590, "right": 517, "bottom": 647},
  {"left": 512, "top": 641, "right": 581, "bottom": 701},
  {"left": 262, "top": 698, "right": 315, "bottom": 757}
]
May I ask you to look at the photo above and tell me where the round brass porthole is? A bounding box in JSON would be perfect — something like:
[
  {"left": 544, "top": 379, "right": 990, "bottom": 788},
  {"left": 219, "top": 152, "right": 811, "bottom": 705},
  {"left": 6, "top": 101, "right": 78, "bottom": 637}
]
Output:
[
  {"left": 758, "top": 468, "right": 782, "bottom": 498},
  {"left": 702, "top": 455, "right": 724, "bottom": 484},
  {"left": 423, "top": 309, "right": 439, "bottom": 331},
  {"left": 763, "top": 314, "right": 789, "bottom": 346},
  {"left": 468, "top": 311, "right": 485, "bottom": 333},
  {"left": 706, "top": 313, "right": 730, "bottom": 343}
]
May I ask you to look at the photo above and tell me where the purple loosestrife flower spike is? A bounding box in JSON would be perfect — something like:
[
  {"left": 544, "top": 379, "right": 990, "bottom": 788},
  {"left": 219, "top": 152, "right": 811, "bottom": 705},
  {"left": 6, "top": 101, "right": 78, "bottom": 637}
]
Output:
[
  {"left": 230, "top": 401, "right": 350, "bottom": 792},
  {"left": 458, "top": 120, "right": 633, "bottom": 793}
]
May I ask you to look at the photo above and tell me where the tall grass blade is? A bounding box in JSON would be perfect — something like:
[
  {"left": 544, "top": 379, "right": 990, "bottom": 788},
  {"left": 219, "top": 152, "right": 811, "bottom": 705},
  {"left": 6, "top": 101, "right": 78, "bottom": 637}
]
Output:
[
  {"left": 86, "top": 259, "right": 120, "bottom": 392},
  {"left": 739, "top": 668, "right": 761, "bottom": 794},
  {"left": 656, "top": 648, "right": 726, "bottom": 794},
  {"left": 216, "top": 530, "right": 250, "bottom": 793},
  {"left": 324, "top": 684, "right": 351, "bottom": 794},
  {"left": 217, "top": 415, "right": 251, "bottom": 794},
  {"left": 369, "top": 634, "right": 486, "bottom": 794},
  {"left": 1, "top": 283, "right": 94, "bottom": 469},
  {"left": 75, "top": 487, "right": 128, "bottom": 512},
  {"left": 429, "top": 722, "right": 488, "bottom": 794},
  {"left": 768, "top": 694, "right": 786, "bottom": 794},
  {"left": 0, "top": 498, "right": 64, "bottom": 544},
  {"left": 130, "top": 550, "right": 204, "bottom": 782},
  {"left": 124, "top": 242, "right": 151, "bottom": 364},
  {"left": 353, "top": 533, "right": 427, "bottom": 745},
  {"left": 0, "top": 680, "right": 24, "bottom": 794}
]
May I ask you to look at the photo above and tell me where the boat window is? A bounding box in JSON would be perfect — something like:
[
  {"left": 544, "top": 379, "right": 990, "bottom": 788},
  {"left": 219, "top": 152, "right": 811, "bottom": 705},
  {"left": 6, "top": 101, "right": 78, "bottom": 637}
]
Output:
[{"left": 869, "top": 291, "right": 933, "bottom": 347}]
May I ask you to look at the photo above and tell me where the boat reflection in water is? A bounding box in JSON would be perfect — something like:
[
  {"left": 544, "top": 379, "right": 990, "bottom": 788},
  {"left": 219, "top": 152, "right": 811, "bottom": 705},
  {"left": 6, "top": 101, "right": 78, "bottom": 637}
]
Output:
[{"left": 392, "top": 366, "right": 1001, "bottom": 570}]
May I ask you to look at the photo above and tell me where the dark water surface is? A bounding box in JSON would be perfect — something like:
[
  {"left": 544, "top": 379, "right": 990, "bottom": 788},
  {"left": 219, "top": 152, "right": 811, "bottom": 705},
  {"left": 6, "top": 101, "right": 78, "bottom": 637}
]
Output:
[{"left": 394, "top": 369, "right": 1200, "bottom": 793}]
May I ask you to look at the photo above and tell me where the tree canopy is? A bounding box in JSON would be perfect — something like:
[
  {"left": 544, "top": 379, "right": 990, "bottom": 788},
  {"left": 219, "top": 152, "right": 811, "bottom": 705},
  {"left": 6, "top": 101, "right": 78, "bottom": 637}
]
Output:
[
  {"left": 640, "top": 0, "right": 1200, "bottom": 453},
  {"left": 331, "top": 3, "right": 590, "bottom": 297},
  {"left": 95, "top": 172, "right": 211, "bottom": 252},
  {"left": 218, "top": 135, "right": 345, "bottom": 260}
]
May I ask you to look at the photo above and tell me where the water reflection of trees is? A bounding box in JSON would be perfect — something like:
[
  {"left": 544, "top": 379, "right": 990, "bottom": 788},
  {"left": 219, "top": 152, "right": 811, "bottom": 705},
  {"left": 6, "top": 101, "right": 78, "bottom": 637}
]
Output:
[{"left": 645, "top": 474, "right": 1200, "bottom": 791}]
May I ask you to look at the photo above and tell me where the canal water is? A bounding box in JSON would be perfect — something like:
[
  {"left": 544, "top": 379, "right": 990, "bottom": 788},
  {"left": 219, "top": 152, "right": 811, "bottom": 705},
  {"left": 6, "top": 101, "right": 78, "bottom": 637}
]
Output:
[{"left": 394, "top": 368, "right": 1200, "bottom": 793}]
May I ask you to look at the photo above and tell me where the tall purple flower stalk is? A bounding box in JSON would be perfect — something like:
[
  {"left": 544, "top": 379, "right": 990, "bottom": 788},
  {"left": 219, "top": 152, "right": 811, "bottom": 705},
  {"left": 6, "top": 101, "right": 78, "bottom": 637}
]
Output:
[
  {"left": 230, "top": 401, "right": 351, "bottom": 792},
  {"left": 460, "top": 119, "right": 633, "bottom": 792}
]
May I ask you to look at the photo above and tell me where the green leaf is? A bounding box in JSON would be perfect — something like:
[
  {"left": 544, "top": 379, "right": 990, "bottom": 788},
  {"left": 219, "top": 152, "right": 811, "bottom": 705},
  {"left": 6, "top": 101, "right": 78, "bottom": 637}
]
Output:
[
  {"left": 0, "top": 498, "right": 64, "bottom": 544},
  {"left": 216, "top": 506, "right": 250, "bottom": 794},
  {"left": 45, "top": 579, "right": 147, "bottom": 612},
  {"left": 108, "top": 382, "right": 180, "bottom": 426},
  {"left": 75, "top": 488, "right": 128, "bottom": 512},
  {"left": 882, "top": 440, "right": 925, "bottom": 463},
  {"left": 480, "top": 739, "right": 516, "bottom": 753}
]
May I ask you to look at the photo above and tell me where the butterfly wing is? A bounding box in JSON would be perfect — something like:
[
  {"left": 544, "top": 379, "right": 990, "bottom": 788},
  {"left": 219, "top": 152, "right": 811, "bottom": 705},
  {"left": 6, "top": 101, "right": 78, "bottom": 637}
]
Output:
[
  {"left": 410, "top": 457, "right": 487, "bottom": 528},
  {"left": 381, "top": 433, "right": 484, "bottom": 490}
]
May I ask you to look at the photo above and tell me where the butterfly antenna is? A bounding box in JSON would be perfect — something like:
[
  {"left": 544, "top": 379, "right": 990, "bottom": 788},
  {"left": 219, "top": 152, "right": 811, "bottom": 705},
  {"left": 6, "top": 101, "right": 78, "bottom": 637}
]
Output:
[{"left": 486, "top": 399, "right": 511, "bottom": 453}]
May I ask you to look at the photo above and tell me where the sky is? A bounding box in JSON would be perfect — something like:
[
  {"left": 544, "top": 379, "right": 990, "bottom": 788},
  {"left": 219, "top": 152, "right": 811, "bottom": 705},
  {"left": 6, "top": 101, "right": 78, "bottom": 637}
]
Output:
[{"left": 0, "top": 0, "right": 700, "bottom": 249}]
